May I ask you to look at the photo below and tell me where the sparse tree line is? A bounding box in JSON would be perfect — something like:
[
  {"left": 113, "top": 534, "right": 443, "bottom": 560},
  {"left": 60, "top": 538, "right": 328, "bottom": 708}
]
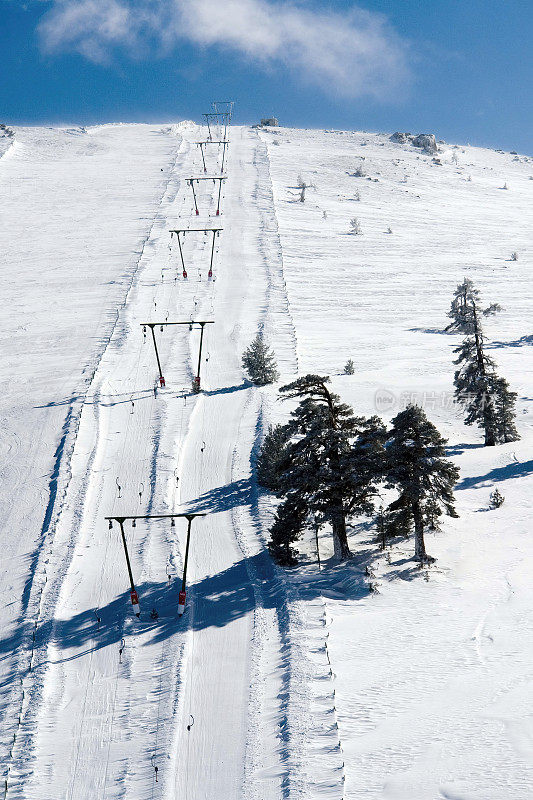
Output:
[
  {"left": 258, "top": 376, "right": 458, "bottom": 566},
  {"left": 242, "top": 276, "right": 516, "bottom": 568}
]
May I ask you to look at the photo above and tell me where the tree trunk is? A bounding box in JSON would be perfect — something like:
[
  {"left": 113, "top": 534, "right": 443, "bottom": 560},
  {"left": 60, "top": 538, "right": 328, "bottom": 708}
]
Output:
[
  {"left": 412, "top": 502, "right": 427, "bottom": 561},
  {"left": 472, "top": 304, "right": 496, "bottom": 446},
  {"left": 484, "top": 422, "right": 496, "bottom": 447},
  {"left": 331, "top": 505, "right": 351, "bottom": 560}
]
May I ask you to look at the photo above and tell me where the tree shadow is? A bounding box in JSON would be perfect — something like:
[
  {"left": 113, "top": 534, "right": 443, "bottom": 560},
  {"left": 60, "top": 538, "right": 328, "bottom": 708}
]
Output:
[
  {"left": 35, "top": 389, "right": 155, "bottom": 410},
  {"left": 203, "top": 382, "right": 249, "bottom": 397},
  {"left": 191, "top": 478, "right": 253, "bottom": 513},
  {"left": 408, "top": 327, "right": 449, "bottom": 335},
  {"left": 458, "top": 459, "right": 533, "bottom": 489},
  {"left": 488, "top": 334, "right": 533, "bottom": 349},
  {"left": 0, "top": 545, "right": 375, "bottom": 690},
  {"left": 446, "top": 442, "right": 485, "bottom": 457}
]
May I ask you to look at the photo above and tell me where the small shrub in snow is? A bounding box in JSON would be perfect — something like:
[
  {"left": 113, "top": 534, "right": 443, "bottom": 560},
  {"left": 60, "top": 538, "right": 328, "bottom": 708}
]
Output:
[
  {"left": 343, "top": 359, "right": 355, "bottom": 375},
  {"left": 242, "top": 334, "right": 279, "bottom": 385},
  {"left": 386, "top": 227, "right": 393, "bottom": 234},
  {"left": 349, "top": 217, "right": 362, "bottom": 235},
  {"left": 354, "top": 190, "right": 360, "bottom": 201},
  {"left": 511, "top": 252, "right": 518, "bottom": 261},
  {"left": 489, "top": 488, "right": 505, "bottom": 509},
  {"left": 353, "top": 164, "right": 366, "bottom": 177},
  {"left": 502, "top": 182, "right": 508, "bottom": 190}
]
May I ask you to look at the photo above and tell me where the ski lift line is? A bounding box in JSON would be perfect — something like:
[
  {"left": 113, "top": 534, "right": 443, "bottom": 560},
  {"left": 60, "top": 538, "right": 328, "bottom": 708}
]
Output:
[{"left": 110, "top": 323, "right": 156, "bottom": 516}]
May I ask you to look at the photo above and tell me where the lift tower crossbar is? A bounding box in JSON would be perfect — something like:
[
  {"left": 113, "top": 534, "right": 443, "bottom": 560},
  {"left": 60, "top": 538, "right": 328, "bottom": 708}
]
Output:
[
  {"left": 140, "top": 321, "right": 214, "bottom": 393},
  {"left": 169, "top": 227, "right": 222, "bottom": 278},
  {"left": 106, "top": 513, "right": 206, "bottom": 617},
  {"left": 186, "top": 176, "right": 227, "bottom": 216}
]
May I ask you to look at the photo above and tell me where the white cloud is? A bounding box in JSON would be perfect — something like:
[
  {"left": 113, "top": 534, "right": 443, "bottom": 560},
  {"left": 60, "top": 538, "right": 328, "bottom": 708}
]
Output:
[{"left": 38, "top": 0, "right": 411, "bottom": 100}]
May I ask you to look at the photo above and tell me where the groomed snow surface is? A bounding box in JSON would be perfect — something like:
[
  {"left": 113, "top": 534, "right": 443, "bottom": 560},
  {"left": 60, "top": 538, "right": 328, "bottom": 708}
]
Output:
[{"left": 0, "top": 121, "right": 531, "bottom": 799}]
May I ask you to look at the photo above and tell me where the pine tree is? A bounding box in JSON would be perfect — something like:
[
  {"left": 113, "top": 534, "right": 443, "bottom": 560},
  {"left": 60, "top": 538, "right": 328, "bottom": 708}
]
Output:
[
  {"left": 256, "top": 424, "right": 290, "bottom": 491},
  {"left": 268, "top": 496, "right": 307, "bottom": 566},
  {"left": 489, "top": 488, "right": 505, "bottom": 509},
  {"left": 451, "top": 285, "right": 519, "bottom": 446},
  {"left": 453, "top": 332, "right": 499, "bottom": 446},
  {"left": 273, "top": 375, "right": 386, "bottom": 561},
  {"left": 344, "top": 359, "right": 355, "bottom": 375},
  {"left": 493, "top": 376, "right": 520, "bottom": 442},
  {"left": 386, "top": 405, "right": 459, "bottom": 561},
  {"left": 242, "top": 334, "right": 279, "bottom": 385},
  {"left": 445, "top": 278, "right": 501, "bottom": 334}
]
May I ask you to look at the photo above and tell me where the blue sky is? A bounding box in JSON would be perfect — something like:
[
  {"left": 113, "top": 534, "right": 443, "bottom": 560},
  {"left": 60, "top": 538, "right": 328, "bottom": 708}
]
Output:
[{"left": 2, "top": 0, "right": 532, "bottom": 153}]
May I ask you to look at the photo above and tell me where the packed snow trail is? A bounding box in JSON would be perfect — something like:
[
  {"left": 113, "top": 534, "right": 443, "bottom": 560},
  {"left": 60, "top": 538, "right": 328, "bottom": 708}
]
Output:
[
  {"left": 8, "top": 126, "right": 196, "bottom": 798},
  {"left": 0, "top": 123, "right": 185, "bottom": 790}
]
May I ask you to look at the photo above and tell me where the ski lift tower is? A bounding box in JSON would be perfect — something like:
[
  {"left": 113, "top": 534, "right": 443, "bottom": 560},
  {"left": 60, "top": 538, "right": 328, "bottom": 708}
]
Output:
[
  {"left": 105, "top": 512, "right": 206, "bottom": 617},
  {"left": 196, "top": 140, "right": 229, "bottom": 174},
  {"left": 186, "top": 176, "right": 227, "bottom": 216},
  {"left": 140, "top": 320, "right": 214, "bottom": 393},
  {"left": 202, "top": 111, "right": 231, "bottom": 141},
  {"left": 169, "top": 227, "right": 222, "bottom": 278}
]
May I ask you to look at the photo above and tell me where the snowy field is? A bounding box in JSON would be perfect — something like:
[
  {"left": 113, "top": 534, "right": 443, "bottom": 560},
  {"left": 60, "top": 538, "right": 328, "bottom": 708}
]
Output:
[{"left": 0, "top": 120, "right": 532, "bottom": 799}]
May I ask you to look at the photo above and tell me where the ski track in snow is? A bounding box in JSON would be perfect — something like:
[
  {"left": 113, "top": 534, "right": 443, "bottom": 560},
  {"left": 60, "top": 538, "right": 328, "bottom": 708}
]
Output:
[{"left": 2, "top": 129, "right": 193, "bottom": 797}]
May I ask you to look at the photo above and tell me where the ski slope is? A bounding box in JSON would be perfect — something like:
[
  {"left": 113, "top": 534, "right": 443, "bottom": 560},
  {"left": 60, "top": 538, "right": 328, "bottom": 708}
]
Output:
[{"left": 0, "top": 120, "right": 532, "bottom": 799}]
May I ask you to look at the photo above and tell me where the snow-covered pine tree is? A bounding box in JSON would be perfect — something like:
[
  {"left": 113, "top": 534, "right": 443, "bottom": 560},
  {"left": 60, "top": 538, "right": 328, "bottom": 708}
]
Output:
[
  {"left": 448, "top": 280, "right": 519, "bottom": 445},
  {"left": 349, "top": 217, "right": 362, "bottom": 235},
  {"left": 453, "top": 332, "right": 499, "bottom": 446},
  {"left": 273, "top": 375, "right": 386, "bottom": 561},
  {"left": 242, "top": 334, "right": 279, "bottom": 385},
  {"left": 489, "top": 488, "right": 505, "bottom": 509},
  {"left": 493, "top": 376, "right": 520, "bottom": 443},
  {"left": 386, "top": 404, "right": 459, "bottom": 561},
  {"left": 343, "top": 359, "right": 355, "bottom": 375},
  {"left": 445, "top": 278, "right": 501, "bottom": 334},
  {"left": 256, "top": 423, "right": 290, "bottom": 491},
  {"left": 268, "top": 496, "right": 307, "bottom": 566}
]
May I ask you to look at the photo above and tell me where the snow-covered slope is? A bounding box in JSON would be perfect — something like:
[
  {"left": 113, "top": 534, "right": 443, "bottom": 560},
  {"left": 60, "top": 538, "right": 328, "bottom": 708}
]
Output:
[
  {"left": 261, "top": 126, "right": 533, "bottom": 800},
  {"left": 0, "top": 122, "right": 531, "bottom": 799}
]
